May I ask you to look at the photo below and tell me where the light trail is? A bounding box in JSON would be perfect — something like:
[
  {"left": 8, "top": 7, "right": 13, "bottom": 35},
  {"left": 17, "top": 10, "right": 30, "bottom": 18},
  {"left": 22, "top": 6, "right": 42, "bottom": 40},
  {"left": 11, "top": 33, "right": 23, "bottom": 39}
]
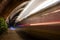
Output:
[
  {"left": 16, "top": 0, "right": 60, "bottom": 22},
  {"left": 30, "top": 22, "right": 60, "bottom": 26},
  {"left": 42, "top": 9, "right": 60, "bottom": 16},
  {"left": 30, "top": 0, "right": 60, "bottom": 14},
  {"left": 16, "top": 0, "right": 46, "bottom": 22}
]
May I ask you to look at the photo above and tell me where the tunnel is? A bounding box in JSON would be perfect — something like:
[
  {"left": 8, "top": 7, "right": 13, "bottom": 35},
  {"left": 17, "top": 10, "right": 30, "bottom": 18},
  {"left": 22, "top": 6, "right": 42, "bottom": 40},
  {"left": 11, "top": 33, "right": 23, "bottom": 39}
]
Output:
[{"left": 0, "top": 0, "right": 60, "bottom": 40}]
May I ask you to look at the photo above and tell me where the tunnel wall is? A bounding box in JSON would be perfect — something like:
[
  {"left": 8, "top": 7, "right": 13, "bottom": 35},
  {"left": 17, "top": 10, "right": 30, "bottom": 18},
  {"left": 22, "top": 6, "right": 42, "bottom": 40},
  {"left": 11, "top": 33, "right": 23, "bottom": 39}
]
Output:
[{"left": 20, "top": 4, "right": 60, "bottom": 24}]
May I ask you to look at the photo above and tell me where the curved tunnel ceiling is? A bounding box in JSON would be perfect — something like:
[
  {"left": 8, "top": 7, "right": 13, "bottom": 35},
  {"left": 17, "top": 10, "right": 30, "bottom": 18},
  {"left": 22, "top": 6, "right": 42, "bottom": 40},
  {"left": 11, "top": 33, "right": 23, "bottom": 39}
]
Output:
[
  {"left": 6, "top": 1, "right": 30, "bottom": 23},
  {"left": 0, "top": 0, "right": 29, "bottom": 23},
  {"left": 0, "top": 0, "right": 29, "bottom": 18},
  {"left": 9, "top": 1, "right": 30, "bottom": 20}
]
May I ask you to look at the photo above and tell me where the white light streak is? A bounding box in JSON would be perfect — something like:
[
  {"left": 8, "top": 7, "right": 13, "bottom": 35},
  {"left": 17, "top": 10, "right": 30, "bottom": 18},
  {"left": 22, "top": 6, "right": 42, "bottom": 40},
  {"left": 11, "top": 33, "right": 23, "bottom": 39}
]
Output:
[
  {"left": 30, "top": 0, "right": 59, "bottom": 14},
  {"left": 16, "top": 0, "right": 60, "bottom": 22},
  {"left": 16, "top": 0, "right": 46, "bottom": 22}
]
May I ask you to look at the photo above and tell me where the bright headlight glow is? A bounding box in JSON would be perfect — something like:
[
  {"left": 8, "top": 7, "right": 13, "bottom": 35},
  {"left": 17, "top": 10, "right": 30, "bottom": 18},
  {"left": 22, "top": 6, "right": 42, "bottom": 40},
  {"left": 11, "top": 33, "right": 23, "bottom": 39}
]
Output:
[{"left": 9, "top": 27, "right": 16, "bottom": 30}]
